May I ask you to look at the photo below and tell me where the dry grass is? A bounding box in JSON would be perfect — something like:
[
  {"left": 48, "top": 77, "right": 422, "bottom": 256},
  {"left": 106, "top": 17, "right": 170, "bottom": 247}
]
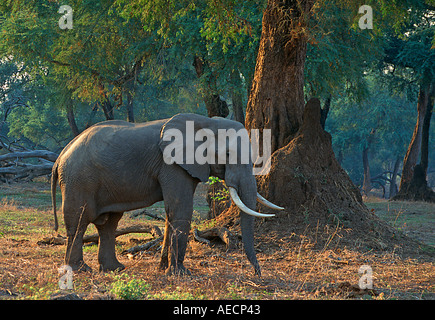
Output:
[{"left": 0, "top": 182, "right": 434, "bottom": 300}]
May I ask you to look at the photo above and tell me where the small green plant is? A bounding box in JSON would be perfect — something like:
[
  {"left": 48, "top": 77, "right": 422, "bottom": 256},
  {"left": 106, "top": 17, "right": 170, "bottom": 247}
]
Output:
[
  {"left": 21, "top": 284, "right": 55, "bottom": 300},
  {"left": 152, "top": 286, "right": 204, "bottom": 300},
  {"left": 207, "top": 176, "right": 229, "bottom": 202},
  {"left": 110, "top": 274, "right": 150, "bottom": 300}
]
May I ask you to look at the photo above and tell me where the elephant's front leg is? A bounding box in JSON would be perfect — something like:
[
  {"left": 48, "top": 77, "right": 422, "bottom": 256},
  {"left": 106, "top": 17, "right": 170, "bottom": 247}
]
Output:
[
  {"left": 159, "top": 171, "right": 197, "bottom": 276},
  {"left": 165, "top": 218, "right": 192, "bottom": 276}
]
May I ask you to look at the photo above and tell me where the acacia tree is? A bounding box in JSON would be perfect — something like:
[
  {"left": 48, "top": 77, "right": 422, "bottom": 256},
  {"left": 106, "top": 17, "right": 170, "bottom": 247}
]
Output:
[{"left": 0, "top": 0, "right": 156, "bottom": 128}]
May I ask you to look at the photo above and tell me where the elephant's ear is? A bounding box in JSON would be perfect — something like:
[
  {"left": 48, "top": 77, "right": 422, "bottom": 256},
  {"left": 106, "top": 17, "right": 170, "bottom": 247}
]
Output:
[{"left": 159, "top": 113, "right": 212, "bottom": 182}]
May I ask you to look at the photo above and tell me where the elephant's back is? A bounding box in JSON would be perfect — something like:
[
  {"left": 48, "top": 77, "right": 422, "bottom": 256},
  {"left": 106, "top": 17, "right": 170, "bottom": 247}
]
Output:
[{"left": 57, "top": 119, "right": 167, "bottom": 180}]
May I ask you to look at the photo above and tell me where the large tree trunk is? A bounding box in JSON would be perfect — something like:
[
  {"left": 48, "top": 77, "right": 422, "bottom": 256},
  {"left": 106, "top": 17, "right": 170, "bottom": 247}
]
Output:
[{"left": 245, "top": 0, "right": 312, "bottom": 153}]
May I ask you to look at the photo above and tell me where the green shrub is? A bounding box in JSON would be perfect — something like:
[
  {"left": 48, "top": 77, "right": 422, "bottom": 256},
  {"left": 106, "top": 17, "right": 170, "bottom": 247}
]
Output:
[{"left": 110, "top": 274, "right": 150, "bottom": 300}]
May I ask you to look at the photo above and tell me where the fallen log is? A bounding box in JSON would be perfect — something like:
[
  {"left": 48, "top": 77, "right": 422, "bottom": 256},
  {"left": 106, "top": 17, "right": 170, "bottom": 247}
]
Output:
[
  {"left": 0, "top": 162, "right": 54, "bottom": 182},
  {"left": 129, "top": 209, "right": 165, "bottom": 221},
  {"left": 0, "top": 150, "right": 58, "bottom": 162},
  {"left": 0, "top": 162, "right": 53, "bottom": 175},
  {"left": 122, "top": 236, "right": 163, "bottom": 255},
  {"left": 193, "top": 227, "right": 237, "bottom": 250},
  {"left": 83, "top": 224, "right": 162, "bottom": 244},
  {"left": 37, "top": 235, "right": 66, "bottom": 246},
  {"left": 0, "top": 149, "right": 58, "bottom": 182},
  {"left": 37, "top": 224, "right": 162, "bottom": 246}
]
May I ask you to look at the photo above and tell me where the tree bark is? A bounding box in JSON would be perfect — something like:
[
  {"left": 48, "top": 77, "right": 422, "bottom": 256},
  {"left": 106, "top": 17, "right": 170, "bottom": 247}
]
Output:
[{"left": 245, "top": 0, "right": 314, "bottom": 153}]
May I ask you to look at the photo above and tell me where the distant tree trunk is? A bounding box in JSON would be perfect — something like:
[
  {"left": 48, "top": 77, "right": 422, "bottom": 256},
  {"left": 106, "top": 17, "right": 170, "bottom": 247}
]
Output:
[
  {"left": 85, "top": 103, "right": 99, "bottom": 129},
  {"left": 124, "top": 60, "right": 142, "bottom": 123},
  {"left": 393, "top": 82, "right": 435, "bottom": 202},
  {"left": 362, "top": 146, "right": 371, "bottom": 195},
  {"left": 362, "top": 128, "right": 376, "bottom": 195},
  {"left": 397, "top": 83, "right": 434, "bottom": 189},
  {"left": 389, "top": 156, "right": 401, "bottom": 199},
  {"left": 65, "top": 100, "right": 80, "bottom": 137},
  {"left": 399, "top": 85, "right": 429, "bottom": 189},
  {"left": 98, "top": 82, "right": 115, "bottom": 120},
  {"left": 320, "top": 95, "right": 331, "bottom": 129},
  {"left": 420, "top": 86, "right": 434, "bottom": 175},
  {"left": 337, "top": 149, "right": 344, "bottom": 165},
  {"left": 193, "top": 56, "right": 229, "bottom": 118},
  {"left": 231, "top": 70, "right": 245, "bottom": 123},
  {"left": 125, "top": 80, "right": 135, "bottom": 123},
  {"left": 245, "top": 0, "right": 312, "bottom": 152},
  {"left": 101, "top": 96, "right": 115, "bottom": 120}
]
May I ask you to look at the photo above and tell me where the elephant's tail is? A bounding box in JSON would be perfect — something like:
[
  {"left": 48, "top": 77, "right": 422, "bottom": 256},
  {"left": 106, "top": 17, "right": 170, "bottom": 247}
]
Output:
[{"left": 51, "top": 161, "right": 59, "bottom": 232}]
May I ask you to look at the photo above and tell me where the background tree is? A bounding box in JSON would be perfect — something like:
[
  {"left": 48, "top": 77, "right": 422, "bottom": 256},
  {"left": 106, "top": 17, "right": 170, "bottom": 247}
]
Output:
[{"left": 380, "top": 3, "right": 435, "bottom": 201}]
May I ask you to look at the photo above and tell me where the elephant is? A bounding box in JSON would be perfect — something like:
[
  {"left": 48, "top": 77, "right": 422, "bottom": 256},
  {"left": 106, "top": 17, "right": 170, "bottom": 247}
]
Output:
[{"left": 51, "top": 113, "right": 283, "bottom": 276}]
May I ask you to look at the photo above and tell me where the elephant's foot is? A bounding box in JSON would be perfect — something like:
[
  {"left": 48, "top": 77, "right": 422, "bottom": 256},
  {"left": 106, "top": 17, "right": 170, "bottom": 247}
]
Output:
[
  {"left": 69, "top": 261, "right": 92, "bottom": 273},
  {"left": 99, "top": 261, "right": 125, "bottom": 273},
  {"left": 165, "top": 264, "right": 191, "bottom": 276},
  {"left": 159, "top": 254, "right": 169, "bottom": 271}
]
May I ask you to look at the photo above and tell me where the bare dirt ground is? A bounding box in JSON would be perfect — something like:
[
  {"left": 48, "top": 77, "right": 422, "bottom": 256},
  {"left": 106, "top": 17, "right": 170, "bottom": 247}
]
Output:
[{"left": 0, "top": 182, "right": 434, "bottom": 300}]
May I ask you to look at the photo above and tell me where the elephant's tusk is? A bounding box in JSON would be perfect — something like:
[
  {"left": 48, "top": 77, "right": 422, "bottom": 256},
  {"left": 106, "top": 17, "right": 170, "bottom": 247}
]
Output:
[
  {"left": 229, "top": 187, "right": 275, "bottom": 218},
  {"left": 256, "top": 193, "right": 284, "bottom": 210}
]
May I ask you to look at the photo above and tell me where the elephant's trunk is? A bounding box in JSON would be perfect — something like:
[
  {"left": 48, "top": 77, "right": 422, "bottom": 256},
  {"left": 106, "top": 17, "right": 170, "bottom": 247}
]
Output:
[
  {"left": 229, "top": 174, "right": 262, "bottom": 276},
  {"left": 240, "top": 211, "right": 261, "bottom": 276},
  {"left": 226, "top": 169, "right": 283, "bottom": 276}
]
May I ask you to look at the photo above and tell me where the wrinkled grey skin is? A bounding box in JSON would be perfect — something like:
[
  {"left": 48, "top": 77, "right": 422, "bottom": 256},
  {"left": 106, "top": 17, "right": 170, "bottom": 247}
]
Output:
[{"left": 52, "top": 113, "right": 261, "bottom": 276}]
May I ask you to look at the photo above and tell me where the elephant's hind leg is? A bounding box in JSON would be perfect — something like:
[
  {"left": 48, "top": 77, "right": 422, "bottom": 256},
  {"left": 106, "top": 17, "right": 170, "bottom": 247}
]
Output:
[
  {"left": 95, "top": 212, "right": 125, "bottom": 272},
  {"left": 63, "top": 201, "right": 92, "bottom": 272}
]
